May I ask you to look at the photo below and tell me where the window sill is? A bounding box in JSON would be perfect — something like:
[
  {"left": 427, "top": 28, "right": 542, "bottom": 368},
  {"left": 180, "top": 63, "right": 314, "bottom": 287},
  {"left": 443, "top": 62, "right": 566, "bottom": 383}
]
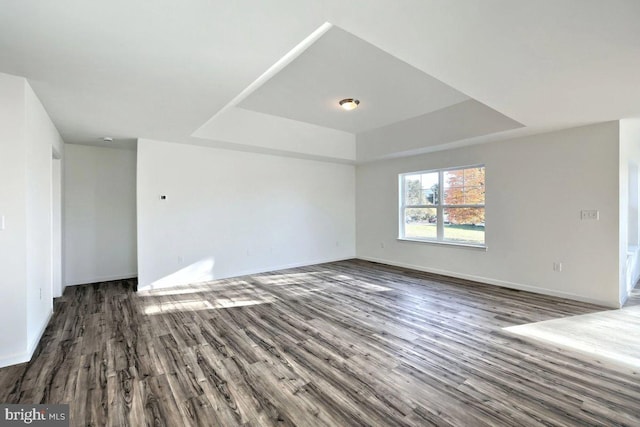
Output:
[{"left": 397, "top": 237, "right": 487, "bottom": 251}]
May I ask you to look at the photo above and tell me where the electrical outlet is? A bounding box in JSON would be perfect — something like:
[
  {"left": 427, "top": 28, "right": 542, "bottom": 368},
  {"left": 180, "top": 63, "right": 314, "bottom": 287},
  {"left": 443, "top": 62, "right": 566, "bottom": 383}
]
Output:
[
  {"left": 177, "top": 256, "right": 183, "bottom": 263},
  {"left": 553, "top": 262, "right": 562, "bottom": 272},
  {"left": 580, "top": 210, "right": 599, "bottom": 220},
  {"left": 380, "top": 242, "right": 385, "bottom": 249}
]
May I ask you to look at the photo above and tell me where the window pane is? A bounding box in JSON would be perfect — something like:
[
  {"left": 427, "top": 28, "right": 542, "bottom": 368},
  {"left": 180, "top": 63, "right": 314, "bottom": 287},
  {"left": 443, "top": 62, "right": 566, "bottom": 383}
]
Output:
[
  {"left": 420, "top": 172, "right": 439, "bottom": 205},
  {"left": 443, "top": 207, "right": 485, "bottom": 244},
  {"left": 404, "top": 208, "right": 437, "bottom": 240},
  {"left": 404, "top": 175, "right": 422, "bottom": 205},
  {"left": 443, "top": 167, "right": 485, "bottom": 205},
  {"left": 404, "top": 172, "right": 438, "bottom": 206}
]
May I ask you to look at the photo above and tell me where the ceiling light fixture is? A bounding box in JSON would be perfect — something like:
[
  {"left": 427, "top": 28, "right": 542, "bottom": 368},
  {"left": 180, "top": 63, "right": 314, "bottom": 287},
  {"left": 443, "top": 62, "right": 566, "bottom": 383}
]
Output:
[
  {"left": 102, "top": 137, "right": 113, "bottom": 143},
  {"left": 339, "top": 98, "right": 360, "bottom": 111}
]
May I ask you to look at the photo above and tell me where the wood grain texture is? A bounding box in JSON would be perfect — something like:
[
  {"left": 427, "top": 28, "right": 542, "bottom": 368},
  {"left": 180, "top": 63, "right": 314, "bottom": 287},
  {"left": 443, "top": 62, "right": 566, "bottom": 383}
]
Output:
[{"left": 1, "top": 260, "right": 638, "bottom": 426}]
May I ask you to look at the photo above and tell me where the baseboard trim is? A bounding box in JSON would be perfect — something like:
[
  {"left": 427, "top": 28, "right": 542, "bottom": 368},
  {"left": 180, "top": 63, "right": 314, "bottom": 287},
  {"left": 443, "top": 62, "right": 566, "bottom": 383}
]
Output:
[
  {"left": 27, "top": 310, "right": 53, "bottom": 356},
  {"left": 66, "top": 273, "right": 138, "bottom": 287},
  {"left": 0, "top": 310, "right": 53, "bottom": 369},
  {"left": 138, "top": 256, "right": 356, "bottom": 291},
  {"left": 357, "top": 256, "right": 618, "bottom": 308},
  {"left": 0, "top": 352, "right": 30, "bottom": 369}
]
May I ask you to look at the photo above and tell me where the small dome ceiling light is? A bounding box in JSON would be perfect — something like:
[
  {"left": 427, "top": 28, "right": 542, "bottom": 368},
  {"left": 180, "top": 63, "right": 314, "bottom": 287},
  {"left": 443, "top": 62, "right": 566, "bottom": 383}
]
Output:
[
  {"left": 102, "top": 137, "right": 113, "bottom": 143},
  {"left": 339, "top": 98, "right": 360, "bottom": 111}
]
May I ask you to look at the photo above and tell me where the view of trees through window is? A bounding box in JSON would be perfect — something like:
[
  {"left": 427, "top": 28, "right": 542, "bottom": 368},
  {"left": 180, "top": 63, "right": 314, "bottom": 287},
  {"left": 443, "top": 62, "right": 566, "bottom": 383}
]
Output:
[{"left": 400, "top": 166, "right": 485, "bottom": 245}]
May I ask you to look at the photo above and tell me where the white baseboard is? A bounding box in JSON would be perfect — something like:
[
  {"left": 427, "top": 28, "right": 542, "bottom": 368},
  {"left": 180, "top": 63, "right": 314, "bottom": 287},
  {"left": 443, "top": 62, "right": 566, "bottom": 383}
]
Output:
[
  {"left": 66, "top": 272, "right": 138, "bottom": 287},
  {"left": 138, "top": 255, "right": 355, "bottom": 291},
  {"left": 0, "top": 310, "right": 53, "bottom": 369},
  {"left": 27, "top": 310, "right": 53, "bottom": 356},
  {"left": 0, "top": 351, "right": 30, "bottom": 369},
  {"left": 357, "top": 256, "right": 618, "bottom": 308}
]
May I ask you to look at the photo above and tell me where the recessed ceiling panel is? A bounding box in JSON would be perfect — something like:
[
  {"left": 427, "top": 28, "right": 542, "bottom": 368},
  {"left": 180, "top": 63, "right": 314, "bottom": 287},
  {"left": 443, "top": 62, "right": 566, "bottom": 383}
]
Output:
[{"left": 238, "top": 26, "right": 470, "bottom": 134}]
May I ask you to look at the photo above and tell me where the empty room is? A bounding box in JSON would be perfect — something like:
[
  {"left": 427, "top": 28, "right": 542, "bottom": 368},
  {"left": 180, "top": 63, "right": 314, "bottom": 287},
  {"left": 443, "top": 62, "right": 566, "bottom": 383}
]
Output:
[{"left": 1, "top": 1, "right": 639, "bottom": 426}]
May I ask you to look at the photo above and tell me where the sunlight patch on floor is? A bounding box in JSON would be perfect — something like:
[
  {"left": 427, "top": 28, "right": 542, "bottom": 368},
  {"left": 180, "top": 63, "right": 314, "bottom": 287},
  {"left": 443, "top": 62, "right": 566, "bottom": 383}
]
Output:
[
  {"left": 140, "top": 286, "right": 210, "bottom": 297},
  {"left": 349, "top": 281, "right": 393, "bottom": 292},
  {"left": 145, "top": 258, "right": 216, "bottom": 291},
  {"left": 503, "top": 305, "right": 640, "bottom": 368},
  {"left": 257, "top": 271, "right": 393, "bottom": 293},
  {"left": 143, "top": 297, "right": 274, "bottom": 315},
  {"left": 139, "top": 269, "right": 394, "bottom": 315}
]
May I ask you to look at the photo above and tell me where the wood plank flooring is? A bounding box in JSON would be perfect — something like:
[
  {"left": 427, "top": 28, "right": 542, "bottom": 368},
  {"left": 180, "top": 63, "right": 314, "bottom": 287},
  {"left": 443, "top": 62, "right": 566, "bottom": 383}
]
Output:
[
  {"left": 1, "top": 259, "right": 639, "bottom": 426},
  {"left": 625, "top": 284, "right": 640, "bottom": 307}
]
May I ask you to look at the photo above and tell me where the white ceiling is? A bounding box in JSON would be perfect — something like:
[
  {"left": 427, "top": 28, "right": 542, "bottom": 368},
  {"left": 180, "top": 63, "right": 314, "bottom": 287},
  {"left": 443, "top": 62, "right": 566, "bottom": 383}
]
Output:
[
  {"left": 238, "top": 26, "right": 469, "bottom": 134},
  {"left": 1, "top": 0, "right": 639, "bottom": 161}
]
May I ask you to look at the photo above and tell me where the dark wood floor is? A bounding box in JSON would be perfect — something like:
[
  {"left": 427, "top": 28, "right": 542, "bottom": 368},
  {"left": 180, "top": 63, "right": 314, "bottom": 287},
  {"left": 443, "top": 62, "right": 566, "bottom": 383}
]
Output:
[{"left": 1, "top": 260, "right": 639, "bottom": 426}]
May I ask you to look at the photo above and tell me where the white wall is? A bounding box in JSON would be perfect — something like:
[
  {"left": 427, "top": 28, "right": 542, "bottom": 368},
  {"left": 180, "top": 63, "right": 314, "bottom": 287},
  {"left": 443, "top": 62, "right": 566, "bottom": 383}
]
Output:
[
  {"left": 64, "top": 144, "right": 137, "bottom": 286},
  {"left": 137, "top": 138, "right": 355, "bottom": 290},
  {"left": 24, "top": 83, "right": 63, "bottom": 354},
  {"left": 52, "top": 156, "right": 63, "bottom": 297},
  {"left": 619, "top": 118, "right": 640, "bottom": 304},
  {"left": 357, "top": 122, "right": 621, "bottom": 307},
  {"left": 0, "top": 73, "right": 63, "bottom": 367},
  {"left": 0, "top": 73, "right": 29, "bottom": 366}
]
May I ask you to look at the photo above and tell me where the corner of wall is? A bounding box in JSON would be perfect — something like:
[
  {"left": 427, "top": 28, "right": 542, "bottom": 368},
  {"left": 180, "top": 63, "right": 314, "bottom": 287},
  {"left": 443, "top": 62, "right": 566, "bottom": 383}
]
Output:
[{"left": 619, "top": 118, "right": 640, "bottom": 305}]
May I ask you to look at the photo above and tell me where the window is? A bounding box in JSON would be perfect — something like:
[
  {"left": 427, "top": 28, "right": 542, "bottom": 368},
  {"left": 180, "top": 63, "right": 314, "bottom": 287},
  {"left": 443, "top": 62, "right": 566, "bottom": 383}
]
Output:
[{"left": 399, "top": 165, "right": 485, "bottom": 246}]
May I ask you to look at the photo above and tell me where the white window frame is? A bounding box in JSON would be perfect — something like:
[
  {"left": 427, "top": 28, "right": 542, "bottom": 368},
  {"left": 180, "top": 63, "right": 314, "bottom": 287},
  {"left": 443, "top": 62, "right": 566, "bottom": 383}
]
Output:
[{"left": 398, "top": 164, "right": 486, "bottom": 248}]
